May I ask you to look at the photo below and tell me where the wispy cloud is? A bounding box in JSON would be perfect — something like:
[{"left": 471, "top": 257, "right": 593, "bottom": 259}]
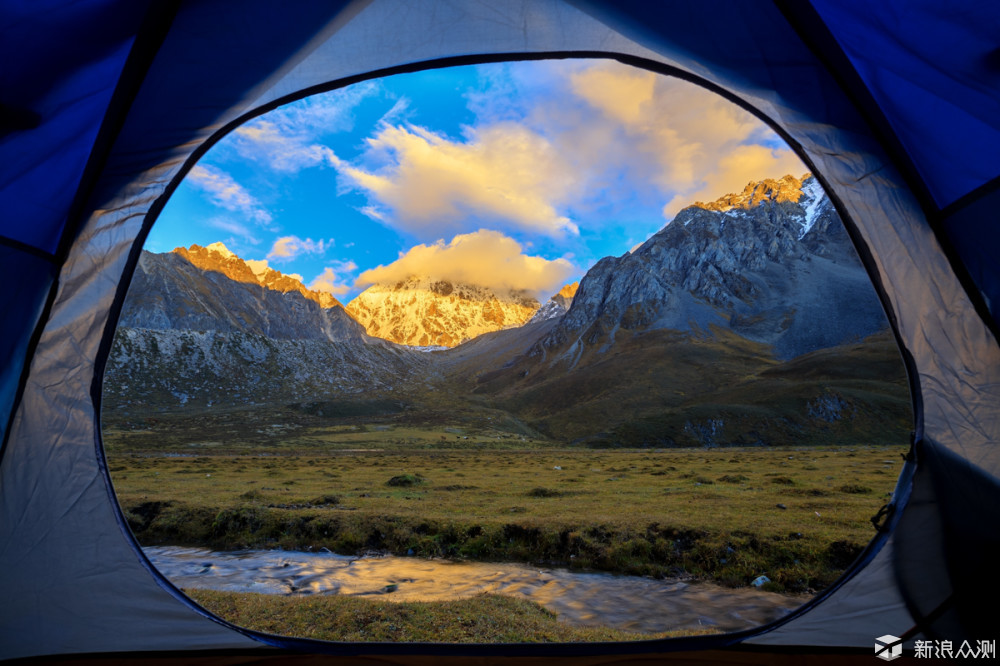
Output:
[
  {"left": 229, "top": 82, "right": 381, "bottom": 172},
  {"left": 266, "top": 235, "right": 332, "bottom": 261},
  {"left": 206, "top": 217, "right": 261, "bottom": 246},
  {"left": 187, "top": 165, "right": 272, "bottom": 224},
  {"left": 232, "top": 121, "right": 339, "bottom": 172},
  {"left": 335, "top": 124, "right": 579, "bottom": 238},
  {"left": 355, "top": 229, "right": 575, "bottom": 298}
]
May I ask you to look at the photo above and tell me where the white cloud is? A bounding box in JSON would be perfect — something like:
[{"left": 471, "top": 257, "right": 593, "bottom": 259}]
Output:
[
  {"left": 187, "top": 165, "right": 272, "bottom": 224},
  {"left": 232, "top": 121, "right": 338, "bottom": 172},
  {"left": 266, "top": 235, "right": 332, "bottom": 261},
  {"left": 335, "top": 123, "right": 579, "bottom": 238},
  {"left": 229, "top": 82, "right": 380, "bottom": 172},
  {"left": 355, "top": 229, "right": 575, "bottom": 298}
]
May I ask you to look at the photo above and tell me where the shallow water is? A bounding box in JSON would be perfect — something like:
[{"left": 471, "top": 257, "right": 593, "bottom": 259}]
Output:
[{"left": 146, "top": 546, "right": 805, "bottom": 635}]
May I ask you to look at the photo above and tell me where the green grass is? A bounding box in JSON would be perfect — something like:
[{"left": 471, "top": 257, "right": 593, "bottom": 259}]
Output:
[
  {"left": 186, "top": 589, "right": 702, "bottom": 643},
  {"left": 451, "top": 328, "right": 910, "bottom": 449},
  {"left": 109, "top": 442, "right": 904, "bottom": 594}
]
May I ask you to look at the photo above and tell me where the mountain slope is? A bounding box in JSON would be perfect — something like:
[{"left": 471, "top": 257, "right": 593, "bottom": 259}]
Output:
[
  {"left": 527, "top": 282, "right": 579, "bottom": 324},
  {"left": 121, "top": 244, "right": 363, "bottom": 343},
  {"left": 105, "top": 244, "right": 424, "bottom": 413},
  {"left": 437, "top": 174, "right": 909, "bottom": 446}
]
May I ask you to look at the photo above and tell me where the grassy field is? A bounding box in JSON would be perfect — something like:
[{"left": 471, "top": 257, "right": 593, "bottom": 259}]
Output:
[
  {"left": 186, "top": 590, "right": 708, "bottom": 643},
  {"left": 108, "top": 433, "right": 904, "bottom": 594},
  {"left": 103, "top": 329, "right": 909, "bottom": 642}
]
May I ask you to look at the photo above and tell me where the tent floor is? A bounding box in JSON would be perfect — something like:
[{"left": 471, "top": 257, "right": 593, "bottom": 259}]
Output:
[{"left": 6, "top": 646, "right": 928, "bottom": 665}]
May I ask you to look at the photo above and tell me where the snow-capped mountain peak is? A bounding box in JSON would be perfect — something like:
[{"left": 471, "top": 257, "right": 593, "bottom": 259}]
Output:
[
  {"left": 347, "top": 277, "right": 540, "bottom": 347},
  {"left": 204, "top": 241, "right": 238, "bottom": 260}
]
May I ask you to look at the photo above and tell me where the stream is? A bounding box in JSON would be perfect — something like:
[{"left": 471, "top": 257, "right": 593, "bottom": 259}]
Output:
[{"left": 146, "top": 546, "right": 806, "bottom": 635}]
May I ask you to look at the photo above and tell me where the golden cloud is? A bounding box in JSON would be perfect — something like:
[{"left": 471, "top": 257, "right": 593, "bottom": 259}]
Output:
[
  {"left": 338, "top": 124, "right": 579, "bottom": 237},
  {"left": 309, "top": 266, "right": 354, "bottom": 296},
  {"left": 568, "top": 61, "right": 806, "bottom": 219},
  {"left": 355, "top": 229, "right": 575, "bottom": 298},
  {"left": 662, "top": 144, "right": 807, "bottom": 217}
]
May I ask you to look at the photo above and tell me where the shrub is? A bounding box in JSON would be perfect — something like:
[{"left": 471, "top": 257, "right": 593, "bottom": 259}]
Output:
[
  {"left": 387, "top": 474, "right": 425, "bottom": 487},
  {"left": 527, "top": 487, "right": 562, "bottom": 498}
]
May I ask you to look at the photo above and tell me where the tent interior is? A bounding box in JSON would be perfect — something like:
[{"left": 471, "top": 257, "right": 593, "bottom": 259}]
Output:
[{"left": 1, "top": 0, "right": 998, "bottom": 661}]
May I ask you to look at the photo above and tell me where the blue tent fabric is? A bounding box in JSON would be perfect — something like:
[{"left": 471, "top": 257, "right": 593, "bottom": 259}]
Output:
[
  {"left": 0, "top": 1, "right": 145, "bottom": 253},
  {"left": 0, "top": 249, "right": 55, "bottom": 446},
  {"left": 0, "top": 0, "right": 998, "bottom": 659},
  {"left": 809, "top": 0, "right": 1000, "bottom": 209},
  {"left": 942, "top": 185, "right": 1000, "bottom": 326}
]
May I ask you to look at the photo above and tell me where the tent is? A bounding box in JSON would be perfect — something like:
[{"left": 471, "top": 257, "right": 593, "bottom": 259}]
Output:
[{"left": 2, "top": 0, "right": 998, "bottom": 661}]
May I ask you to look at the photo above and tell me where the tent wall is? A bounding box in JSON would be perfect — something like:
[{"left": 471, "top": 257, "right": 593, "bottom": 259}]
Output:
[
  {"left": 0, "top": 1, "right": 146, "bottom": 446},
  {"left": 1, "top": 0, "right": 998, "bottom": 659}
]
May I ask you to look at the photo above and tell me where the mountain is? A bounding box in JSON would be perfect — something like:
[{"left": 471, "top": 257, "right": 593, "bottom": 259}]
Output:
[
  {"left": 440, "top": 174, "right": 909, "bottom": 446},
  {"left": 346, "top": 278, "right": 540, "bottom": 348},
  {"left": 105, "top": 243, "right": 424, "bottom": 414},
  {"left": 103, "top": 176, "right": 910, "bottom": 449},
  {"left": 539, "top": 174, "right": 885, "bottom": 361},
  {"left": 527, "top": 282, "right": 579, "bottom": 324},
  {"left": 119, "top": 243, "right": 363, "bottom": 342},
  {"left": 184, "top": 242, "right": 343, "bottom": 309}
]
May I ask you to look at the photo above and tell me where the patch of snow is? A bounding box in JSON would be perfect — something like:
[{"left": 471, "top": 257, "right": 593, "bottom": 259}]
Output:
[
  {"left": 799, "top": 178, "right": 827, "bottom": 239},
  {"left": 245, "top": 259, "right": 270, "bottom": 279},
  {"left": 205, "top": 242, "right": 237, "bottom": 260}
]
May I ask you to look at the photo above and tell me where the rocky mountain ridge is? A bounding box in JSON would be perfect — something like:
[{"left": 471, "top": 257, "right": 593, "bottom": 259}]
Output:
[
  {"left": 178, "top": 242, "right": 343, "bottom": 309},
  {"left": 120, "top": 243, "right": 364, "bottom": 343},
  {"left": 535, "top": 173, "right": 885, "bottom": 362},
  {"left": 106, "top": 243, "right": 425, "bottom": 413}
]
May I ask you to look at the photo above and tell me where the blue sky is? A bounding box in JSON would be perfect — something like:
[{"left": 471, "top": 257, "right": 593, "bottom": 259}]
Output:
[{"left": 148, "top": 59, "right": 804, "bottom": 302}]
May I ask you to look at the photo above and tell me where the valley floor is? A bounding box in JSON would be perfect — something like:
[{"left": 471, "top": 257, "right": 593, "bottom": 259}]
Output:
[{"left": 107, "top": 440, "right": 904, "bottom": 595}]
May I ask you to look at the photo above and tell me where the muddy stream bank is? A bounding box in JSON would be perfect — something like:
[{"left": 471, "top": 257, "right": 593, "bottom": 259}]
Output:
[{"left": 147, "top": 546, "right": 806, "bottom": 635}]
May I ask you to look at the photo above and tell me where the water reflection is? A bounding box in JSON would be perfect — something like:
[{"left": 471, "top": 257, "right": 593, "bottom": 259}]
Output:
[{"left": 147, "top": 546, "right": 804, "bottom": 635}]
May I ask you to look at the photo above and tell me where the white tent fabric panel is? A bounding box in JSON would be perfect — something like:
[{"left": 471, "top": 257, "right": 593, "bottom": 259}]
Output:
[
  {"left": 747, "top": 537, "right": 911, "bottom": 647},
  {"left": 2, "top": 0, "right": 997, "bottom": 658},
  {"left": 0, "top": 217, "right": 261, "bottom": 657}
]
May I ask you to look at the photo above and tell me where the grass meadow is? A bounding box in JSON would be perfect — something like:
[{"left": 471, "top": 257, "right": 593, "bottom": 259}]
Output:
[
  {"left": 108, "top": 426, "right": 903, "bottom": 595},
  {"left": 105, "top": 386, "right": 907, "bottom": 641}
]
